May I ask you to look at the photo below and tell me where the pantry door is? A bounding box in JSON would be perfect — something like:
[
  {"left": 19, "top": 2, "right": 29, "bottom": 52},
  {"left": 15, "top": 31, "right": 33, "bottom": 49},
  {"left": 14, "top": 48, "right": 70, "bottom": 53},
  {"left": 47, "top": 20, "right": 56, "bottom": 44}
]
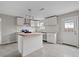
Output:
[{"left": 62, "top": 16, "right": 78, "bottom": 46}]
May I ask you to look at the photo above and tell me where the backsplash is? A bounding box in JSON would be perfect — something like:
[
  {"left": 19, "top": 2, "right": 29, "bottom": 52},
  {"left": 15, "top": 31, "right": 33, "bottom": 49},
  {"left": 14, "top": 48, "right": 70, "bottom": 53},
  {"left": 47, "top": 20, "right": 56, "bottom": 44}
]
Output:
[{"left": 17, "top": 25, "right": 35, "bottom": 32}]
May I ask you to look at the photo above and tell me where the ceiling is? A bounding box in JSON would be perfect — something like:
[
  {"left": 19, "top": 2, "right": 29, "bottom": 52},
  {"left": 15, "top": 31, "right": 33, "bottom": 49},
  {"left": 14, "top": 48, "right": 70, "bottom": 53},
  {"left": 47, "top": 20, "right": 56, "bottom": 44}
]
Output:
[{"left": 0, "top": 1, "right": 79, "bottom": 20}]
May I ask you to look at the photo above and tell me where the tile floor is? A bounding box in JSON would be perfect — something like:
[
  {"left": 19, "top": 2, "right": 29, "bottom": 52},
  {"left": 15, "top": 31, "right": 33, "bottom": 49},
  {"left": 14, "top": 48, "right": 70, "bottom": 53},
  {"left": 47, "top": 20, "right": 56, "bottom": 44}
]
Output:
[
  {"left": 0, "top": 43, "right": 20, "bottom": 57},
  {"left": 0, "top": 42, "right": 79, "bottom": 57}
]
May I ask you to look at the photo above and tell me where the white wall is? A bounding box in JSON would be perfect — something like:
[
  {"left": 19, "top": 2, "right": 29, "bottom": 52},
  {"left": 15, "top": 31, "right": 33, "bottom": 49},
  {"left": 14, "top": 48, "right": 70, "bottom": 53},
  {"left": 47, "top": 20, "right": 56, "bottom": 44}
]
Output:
[
  {"left": 57, "top": 10, "right": 79, "bottom": 44},
  {"left": 0, "top": 18, "right": 1, "bottom": 44},
  {"left": 0, "top": 14, "right": 17, "bottom": 44}
]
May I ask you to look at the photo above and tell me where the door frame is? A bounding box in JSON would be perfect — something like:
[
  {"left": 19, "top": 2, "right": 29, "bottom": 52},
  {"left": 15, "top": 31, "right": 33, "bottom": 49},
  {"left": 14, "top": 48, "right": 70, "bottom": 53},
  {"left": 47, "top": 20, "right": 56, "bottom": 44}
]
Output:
[{"left": 61, "top": 16, "right": 79, "bottom": 47}]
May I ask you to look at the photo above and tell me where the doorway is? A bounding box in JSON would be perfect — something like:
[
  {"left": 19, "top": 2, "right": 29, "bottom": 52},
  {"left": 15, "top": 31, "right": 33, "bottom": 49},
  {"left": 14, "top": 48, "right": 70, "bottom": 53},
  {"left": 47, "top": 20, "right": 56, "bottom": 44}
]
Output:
[{"left": 61, "top": 16, "right": 78, "bottom": 46}]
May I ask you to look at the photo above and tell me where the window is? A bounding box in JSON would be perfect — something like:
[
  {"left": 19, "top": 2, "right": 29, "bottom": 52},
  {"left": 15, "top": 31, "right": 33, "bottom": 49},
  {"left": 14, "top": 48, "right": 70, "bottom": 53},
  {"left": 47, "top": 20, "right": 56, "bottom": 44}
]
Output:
[
  {"left": 64, "top": 19, "right": 74, "bottom": 29},
  {"left": 65, "top": 22, "right": 74, "bottom": 28},
  {"left": 64, "top": 17, "right": 75, "bottom": 32}
]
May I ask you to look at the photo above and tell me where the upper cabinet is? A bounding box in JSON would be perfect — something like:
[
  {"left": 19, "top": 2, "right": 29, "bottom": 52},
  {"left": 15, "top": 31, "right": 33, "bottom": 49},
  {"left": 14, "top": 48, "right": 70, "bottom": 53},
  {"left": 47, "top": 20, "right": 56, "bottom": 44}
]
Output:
[
  {"left": 31, "top": 20, "right": 40, "bottom": 27},
  {"left": 44, "top": 17, "right": 57, "bottom": 26},
  {"left": 17, "top": 18, "right": 31, "bottom": 26},
  {"left": 17, "top": 18, "right": 24, "bottom": 26}
]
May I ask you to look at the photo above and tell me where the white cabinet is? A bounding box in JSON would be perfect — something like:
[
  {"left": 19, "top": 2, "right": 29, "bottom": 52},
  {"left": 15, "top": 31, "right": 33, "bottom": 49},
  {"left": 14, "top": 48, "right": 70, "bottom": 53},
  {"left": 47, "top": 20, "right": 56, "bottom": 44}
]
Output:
[
  {"left": 44, "top": 17, "right": 57, "bottom": 26},
  {"left": 31, "top": 20, "right": 40, "bottom": 32},
  {"left": 17, "top": 18, "right": 24, "bottom": 25},
  {"left": 44, "top": 26, "right": 58, "bottom": 32},
  {"left": 47, "top": 33, "right": 57, "bottom": 44},
  {"left": 31, "top": 20, "right": 40, "bottom": 27},
  {"left": 39, "top": 17, "right": 58, "bottom": 32}
]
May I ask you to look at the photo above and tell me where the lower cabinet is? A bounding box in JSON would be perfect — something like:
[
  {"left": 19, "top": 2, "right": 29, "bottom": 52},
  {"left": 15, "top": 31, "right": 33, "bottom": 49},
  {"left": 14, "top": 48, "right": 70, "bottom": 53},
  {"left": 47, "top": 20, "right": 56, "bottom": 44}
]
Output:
[{"left": 47, "top": 33, "right": 57, "bottom": 44}]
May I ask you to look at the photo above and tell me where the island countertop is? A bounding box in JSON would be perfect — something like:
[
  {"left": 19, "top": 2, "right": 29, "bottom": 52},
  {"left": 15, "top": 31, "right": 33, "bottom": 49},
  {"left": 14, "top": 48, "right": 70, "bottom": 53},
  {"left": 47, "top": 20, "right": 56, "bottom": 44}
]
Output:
[{"left": 17, "top": 32, "right": 42, "bottom": 36}]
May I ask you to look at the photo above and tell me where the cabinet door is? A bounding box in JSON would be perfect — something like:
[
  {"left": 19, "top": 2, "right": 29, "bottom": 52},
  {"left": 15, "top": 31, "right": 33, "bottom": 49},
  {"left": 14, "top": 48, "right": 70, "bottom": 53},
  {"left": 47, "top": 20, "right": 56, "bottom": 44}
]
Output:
[
  {"left": 31, "top": 21, "right": 40, "bottom": 27},
  {"left": 44, "top": 17, "right": 57, "bottom": 26},
  {"left": 47, "top": 33, "right": 57, "bottom": 44},
  {"left": 17, "top": 18, "right": 24, "bottom": 25},
  {"left": 44, "top": 26, "right": 58, "bottom": 32}
]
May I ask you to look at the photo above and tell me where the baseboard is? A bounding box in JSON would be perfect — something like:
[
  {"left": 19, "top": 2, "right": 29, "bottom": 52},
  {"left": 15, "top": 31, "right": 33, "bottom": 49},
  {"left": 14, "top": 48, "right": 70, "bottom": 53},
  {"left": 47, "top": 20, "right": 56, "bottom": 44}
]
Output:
[
  {"left": 0, "top": 41, "right": 17, "bottom": 45},
  {"left": 62, "top": 43, "right": 77, "bottom": 48}
]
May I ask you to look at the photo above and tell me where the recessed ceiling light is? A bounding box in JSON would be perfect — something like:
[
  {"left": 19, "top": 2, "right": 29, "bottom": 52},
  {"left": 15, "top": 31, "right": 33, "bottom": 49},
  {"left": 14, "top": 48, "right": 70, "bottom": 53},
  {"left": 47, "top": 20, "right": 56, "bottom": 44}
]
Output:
[
  {"left": 40, "top": 8, "right": 45, "bottom": 11},
  {"left": 28, "top": 9, "right": 31, "bottom": 11}
]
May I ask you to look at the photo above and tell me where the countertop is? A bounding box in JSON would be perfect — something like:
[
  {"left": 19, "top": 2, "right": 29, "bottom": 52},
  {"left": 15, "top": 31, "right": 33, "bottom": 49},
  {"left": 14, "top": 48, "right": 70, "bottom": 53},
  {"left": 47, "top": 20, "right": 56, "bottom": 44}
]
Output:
[{"left": 17, "top": 32, "right": 42, "bottom": 36}]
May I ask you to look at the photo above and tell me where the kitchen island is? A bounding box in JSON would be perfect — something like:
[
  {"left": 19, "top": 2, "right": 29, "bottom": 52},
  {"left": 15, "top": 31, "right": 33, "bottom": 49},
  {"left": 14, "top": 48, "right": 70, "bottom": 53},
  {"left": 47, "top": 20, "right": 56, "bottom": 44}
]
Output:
[{"left": 17, "top": 32, "right": 43, "bottom": 57}]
